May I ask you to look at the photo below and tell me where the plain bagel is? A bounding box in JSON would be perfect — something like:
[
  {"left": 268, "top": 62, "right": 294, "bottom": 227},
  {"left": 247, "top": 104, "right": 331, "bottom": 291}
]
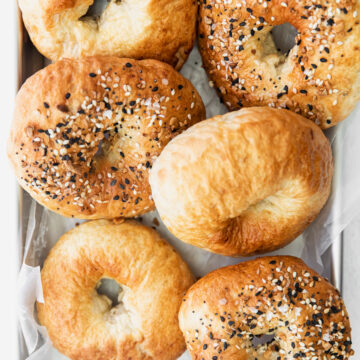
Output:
[
  {"left": 149, "top": 107, "right": 333, "bottom": 256},
  {"left": 179, "top": 256, "right": 353, "bottom": 359},
  {"left": 8, "top": 56, "right": 205, "bottom": 219},
  {"left": 37, "top": 220, "right": 195, "bottom": 360},
  {"left": 19, "top": 0, "right": 198, "bottom": 69},
  {"left": 198, "top": 0, "right": 360, "bottom": 128}
]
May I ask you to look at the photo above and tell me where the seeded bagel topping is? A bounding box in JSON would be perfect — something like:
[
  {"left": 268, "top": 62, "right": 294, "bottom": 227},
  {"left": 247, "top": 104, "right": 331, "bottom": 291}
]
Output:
[
  {"left": 10, "top": 58, "right": 205, "bottom": 218},
  {"left": 180, "top": 257, "right": 353, "bottom": 359},
  {"left": 199, "top": 0, "right": 360, "bottom": 128}
]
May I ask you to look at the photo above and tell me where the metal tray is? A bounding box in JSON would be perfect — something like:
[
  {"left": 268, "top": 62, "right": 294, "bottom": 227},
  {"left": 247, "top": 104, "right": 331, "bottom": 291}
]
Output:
[{"left": 16, "top": 7, "right": 344, "bottom": 360}]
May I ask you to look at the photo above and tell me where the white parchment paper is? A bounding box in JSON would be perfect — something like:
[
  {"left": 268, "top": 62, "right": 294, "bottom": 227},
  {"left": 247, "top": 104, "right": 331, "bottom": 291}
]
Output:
[{"left": 17, "top": 45, "right": 360, "bottom": 360}]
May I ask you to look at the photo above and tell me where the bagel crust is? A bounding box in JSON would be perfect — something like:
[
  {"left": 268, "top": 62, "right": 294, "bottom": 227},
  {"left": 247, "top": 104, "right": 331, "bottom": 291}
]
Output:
[
  {"left": 149, "top": 107, "right": 333, "bottom": 256},
  {"left": 198, "top": 0, "right": 360, "bottom": 128},
  {"left": 8, "top": 56, "right": 205, "bottom": 219},
  {"left": 19, "top": 0, "right": 198, "bottom": 69},
  {"left": 37, "top": 220, "right": 195, "bottom": 360},
  {"left": 179, "top": 256, "right": 354, "bottom": 359}
]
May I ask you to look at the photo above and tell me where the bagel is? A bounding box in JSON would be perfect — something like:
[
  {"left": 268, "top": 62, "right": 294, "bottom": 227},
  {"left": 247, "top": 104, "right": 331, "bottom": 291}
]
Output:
[
  {"left": 198, "top": 0, "right": 360, "bottom": 128},
  {"left": 149, "top": 107, "right": 333, "bottom": 256},
  {"left": 37, "top": 220, "right": 195, "bottom": 360},
  {"left": 8, "top": 56, "right": 205, "bottom": 219},
  {"left": 19, "top": 0, "right": 198, "bottom": 69},
  {"left": 179, "top": 256, "right": 354, "bottom": 359}
]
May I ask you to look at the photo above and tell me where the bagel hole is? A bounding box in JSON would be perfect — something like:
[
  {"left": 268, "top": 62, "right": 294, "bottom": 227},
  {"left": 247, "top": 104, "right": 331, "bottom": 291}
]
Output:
[
  {"left": 79, "top": 0, "right": 122, "bottom": 22},
  {"left": 251, "top": 333, "right": 276, "bottom": 347},
  {"left": 96, "top": 278, "right": 122, "bottom": 308},
  {"left": 270, "top": 23, "right": 298, "bottom": 55}
]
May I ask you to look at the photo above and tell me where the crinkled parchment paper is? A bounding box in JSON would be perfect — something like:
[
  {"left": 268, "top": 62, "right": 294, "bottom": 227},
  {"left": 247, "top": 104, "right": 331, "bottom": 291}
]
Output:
[{"left": 18, "top": 43, "right": 360, "bottom": 360}]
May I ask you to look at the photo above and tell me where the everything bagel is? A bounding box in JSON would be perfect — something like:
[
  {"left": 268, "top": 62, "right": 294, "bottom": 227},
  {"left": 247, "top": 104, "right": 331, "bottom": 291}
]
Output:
[
  {"left": 8, "top": 56, "right": 205, "bottom": 219},
  {"left": 149, "top": 107, "right": 333, "bottom": 256},
  {"left": 179, "top": 256, "right": 353, "bottom": 359},
  {"left": 19, "top": 0, "right": 198, "bottom": 69},
  {"left": 198, "top": 0, "right": 360, "bottom": 128}
]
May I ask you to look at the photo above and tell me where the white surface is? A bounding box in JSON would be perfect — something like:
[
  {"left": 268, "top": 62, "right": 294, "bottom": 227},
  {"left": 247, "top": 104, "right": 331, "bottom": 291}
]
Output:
[
  {"left": 343, "top": 214, "right": 360, "bottom": 353},
  {"left": 0, "top": 1, "right": 19, "bottom": 358}
]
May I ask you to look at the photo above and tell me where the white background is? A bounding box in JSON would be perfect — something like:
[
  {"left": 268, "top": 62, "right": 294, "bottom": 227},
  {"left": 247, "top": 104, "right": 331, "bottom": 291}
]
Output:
[
  {"left": 0, "top": 1, "right": 18, "bottom": 356},
  {"left": 0, "top": 1, "right": 359, "bottom": 358}
]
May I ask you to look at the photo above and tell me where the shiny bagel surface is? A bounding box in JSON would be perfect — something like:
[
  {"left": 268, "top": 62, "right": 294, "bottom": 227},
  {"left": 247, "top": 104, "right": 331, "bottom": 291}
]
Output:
[
  {"left": 8, "top": 56, "right": 205, "bottom": 219},
  {"left": 19, "top": 0, "right": 198, "bottom": 70},
  {"left": 149, "top": 107, "right": 333, "bottom": 256},
  {"left": 179, "top": 256, "right": 353, "bottom": 359},
  {"left": 37, "top": 220, "right": 195, "bottom": 360},
  {"left": 198, "top": 0, "right": 360, "bottom": 128}
]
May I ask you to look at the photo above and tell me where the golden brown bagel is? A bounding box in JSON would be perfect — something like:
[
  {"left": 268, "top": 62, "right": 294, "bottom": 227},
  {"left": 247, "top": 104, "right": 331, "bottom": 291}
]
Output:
[
  {"left": 19, "top": 0, "right": 198, "bottom": 70},
  {"left": 198, "top": 0, "right": 360, "bottom": 128},
  {"left": 179, "top": 256, "right": 354, "bottom": 359},
  {"left": 149, "top": 108, "right": 333, "bottom": 256},
  {"left": 37, "top": 220, "right": 194, "bottom": 360},
  {"left": 8, "top": 56, "right": 205, "bottom": 219}
]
